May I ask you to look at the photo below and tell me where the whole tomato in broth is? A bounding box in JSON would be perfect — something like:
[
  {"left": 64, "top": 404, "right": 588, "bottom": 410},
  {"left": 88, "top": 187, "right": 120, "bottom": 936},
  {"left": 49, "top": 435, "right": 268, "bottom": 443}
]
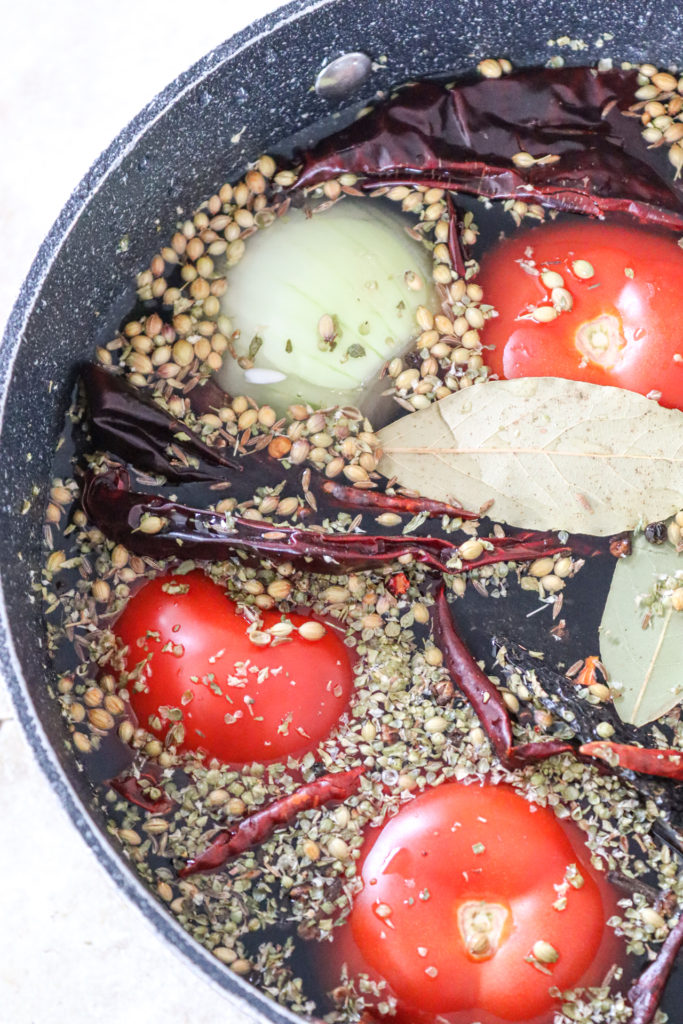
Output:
[
  {"left": 115, "top": 571, "right": 354, "bottom": 765},
  {"left": 478, "top": 221, "right": 683, "bottom": 410}
]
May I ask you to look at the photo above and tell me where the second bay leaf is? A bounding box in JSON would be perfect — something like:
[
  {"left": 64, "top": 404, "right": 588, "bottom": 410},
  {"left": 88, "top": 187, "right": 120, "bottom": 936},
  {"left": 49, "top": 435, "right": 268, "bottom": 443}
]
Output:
[
  {"left": 376, "top": 377, "right": 683, "bottom": 535},
  {"left": 599, "top": 532, "right": 683, "bottom": 727}
]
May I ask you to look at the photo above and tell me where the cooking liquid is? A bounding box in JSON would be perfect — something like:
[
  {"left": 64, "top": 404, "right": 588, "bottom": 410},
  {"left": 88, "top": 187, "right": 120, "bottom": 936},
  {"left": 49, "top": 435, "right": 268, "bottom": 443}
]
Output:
[{"left": 41, "top": 158, "right": 683, "bottom": 1023}]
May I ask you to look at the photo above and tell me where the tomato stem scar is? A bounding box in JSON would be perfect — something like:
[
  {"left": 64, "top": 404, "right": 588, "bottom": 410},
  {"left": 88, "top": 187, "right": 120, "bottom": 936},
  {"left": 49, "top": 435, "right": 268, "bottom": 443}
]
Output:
[{"left": 575, "top": 313, "right": 625, "bottom": 368}]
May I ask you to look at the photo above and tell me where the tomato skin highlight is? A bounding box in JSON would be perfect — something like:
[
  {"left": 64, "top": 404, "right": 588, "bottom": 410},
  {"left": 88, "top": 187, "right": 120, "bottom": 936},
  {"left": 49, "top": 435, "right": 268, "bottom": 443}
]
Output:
[
  {"left": 343, "top": 782, "right": 617, "bottom": 1023},
  {"left": 478, "top": 222, "right": 683, "bottom": 410},
  {"left": 114, "top": 571, "right": 354, "bottom": 765}
]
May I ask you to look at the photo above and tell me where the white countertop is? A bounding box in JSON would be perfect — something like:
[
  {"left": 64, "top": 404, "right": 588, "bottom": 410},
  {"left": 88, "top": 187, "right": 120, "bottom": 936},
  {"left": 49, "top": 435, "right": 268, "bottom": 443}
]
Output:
[{"left": 0, "top": 3, "right": 288, "bottom": 1021}]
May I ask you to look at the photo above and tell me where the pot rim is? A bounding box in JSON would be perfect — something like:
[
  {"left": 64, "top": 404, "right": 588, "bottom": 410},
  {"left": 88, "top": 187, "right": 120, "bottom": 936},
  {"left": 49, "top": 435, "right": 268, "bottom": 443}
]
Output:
[{"left": 0, "top": 1, "right": 332, "bottom": 1019}]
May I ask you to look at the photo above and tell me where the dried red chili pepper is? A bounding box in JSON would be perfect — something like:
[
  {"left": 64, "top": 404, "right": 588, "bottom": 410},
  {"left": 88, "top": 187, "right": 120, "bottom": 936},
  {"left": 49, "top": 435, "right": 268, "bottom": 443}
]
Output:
[
  {"left": 431, "top": 584, "right": 513, "bottom": 762},
  {"left": 294, "top": 68, "right": 683, "bottom": 230},
  {"left": 580, "top": 742, "right": 683, "bottom": 781},
  {"left": 81, "top": 465, "right": 448, "bottom": 572},
  {"left": 179, "top": 766, "right": 364, "bottom": 877},
  {"left": 628, "top": 911, "right": 683, "bottom": 1024},
  {"left": 83, "top": 364, "right": 245, "bottom": 482},
  {"left": 81, "top": 467, "right": 569, "bottom": 577},
  {"left": 433, "top": 591, "right": 582, "bottom": 769},
  {"left": 109, "top": 772, "right": 175, "bottom": 814}
]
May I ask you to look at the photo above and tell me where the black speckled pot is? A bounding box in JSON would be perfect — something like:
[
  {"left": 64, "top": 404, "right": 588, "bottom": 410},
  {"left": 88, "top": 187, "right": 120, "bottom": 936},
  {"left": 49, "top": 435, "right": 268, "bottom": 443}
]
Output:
[{"left": 1, "top": 1, "right": 681, "bottom": 1019}]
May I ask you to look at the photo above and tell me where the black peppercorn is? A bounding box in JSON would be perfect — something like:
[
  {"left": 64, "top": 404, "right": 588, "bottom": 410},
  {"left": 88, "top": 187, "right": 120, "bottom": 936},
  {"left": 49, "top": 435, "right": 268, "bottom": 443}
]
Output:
[{"left": 644, "top": 521, "right": 667, "bottom": 544}]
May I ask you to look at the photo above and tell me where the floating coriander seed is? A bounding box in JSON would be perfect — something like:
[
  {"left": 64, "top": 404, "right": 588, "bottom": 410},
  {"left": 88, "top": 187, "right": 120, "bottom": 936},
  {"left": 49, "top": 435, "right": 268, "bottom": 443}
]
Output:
[
  {"left": 512, "top": 151, "right": 537, "bottom": 168},
  {"left": 328, "top": 836, "right": 351, "bottom": 861},
  {"left": 217, "top": 200, "right": 437, "bottom": 413},
  {"left": 596, "top": 721, "right": 615, "bottom": 739},
  {"left": 541, "top": 269, "right": 564, "bottom": 289},
  {"left": 572, "top": 259, "right": 595, "bottom": 280},
  {"left": 531, "top": 304, "right": 558, "bottom": 323},
  {"left": 298, "top": 620, "right": 327, "bottom": 641},
  {"left": 138, "top": 513, "right": 167, "bottom": 534},
  {"left": 640, "top": 907, "right": 668, "bottom": 930},
  {"left": 551, "top": 287, "right": 573, "bottom": 311},
  {"left": 477, "top": 58, "right": 503, "bottom": 79},
  {"left": 532, "top": 939, "right": 559, "bottom": 964}
]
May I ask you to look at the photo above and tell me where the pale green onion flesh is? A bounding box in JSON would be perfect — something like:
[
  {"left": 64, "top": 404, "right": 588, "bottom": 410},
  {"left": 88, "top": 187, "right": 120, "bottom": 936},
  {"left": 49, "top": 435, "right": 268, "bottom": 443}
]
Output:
[{"left": 217, "top": 199, "right": 436, "bottom": 411}]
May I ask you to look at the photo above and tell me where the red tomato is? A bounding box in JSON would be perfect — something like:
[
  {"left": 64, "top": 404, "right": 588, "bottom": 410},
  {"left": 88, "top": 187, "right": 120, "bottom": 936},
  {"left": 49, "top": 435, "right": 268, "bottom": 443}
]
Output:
[
  {"left": 478, "top": 221, "right": 683, "bottom": 410},
  {"left": 114, "top": 570, "right": 354, "bottom": 765},
  {"left": 338, "top": 782, "right": 617, "bottom": 1024}
]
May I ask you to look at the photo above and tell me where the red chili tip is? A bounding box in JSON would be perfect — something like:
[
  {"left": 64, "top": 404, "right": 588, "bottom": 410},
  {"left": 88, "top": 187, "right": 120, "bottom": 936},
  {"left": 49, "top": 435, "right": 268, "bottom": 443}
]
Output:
[
  {"left": 178, "top": 832, "right": 234, "bottom": 878},
  {"left": 109, "top": 773, "right": 175, "bottom": 814},
  {"left": 579, "top": 742, "right": 683, "bottom": 781}
]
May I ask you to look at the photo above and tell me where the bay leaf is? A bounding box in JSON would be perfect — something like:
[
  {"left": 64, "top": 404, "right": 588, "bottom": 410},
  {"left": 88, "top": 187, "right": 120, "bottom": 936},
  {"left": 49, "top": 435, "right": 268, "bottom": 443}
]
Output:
[
  {"left": 599, "top": 532, "right": 683, "bottom": 727},
  {"left": 377, "top": 377, "right": 683, "bottom": 535}
]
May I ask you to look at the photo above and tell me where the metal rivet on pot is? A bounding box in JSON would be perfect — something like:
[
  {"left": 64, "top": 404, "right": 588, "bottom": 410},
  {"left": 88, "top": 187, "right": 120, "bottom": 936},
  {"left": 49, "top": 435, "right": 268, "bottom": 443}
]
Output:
[{"left": 315, "top": 52, "right": 372, "bottom": 100}]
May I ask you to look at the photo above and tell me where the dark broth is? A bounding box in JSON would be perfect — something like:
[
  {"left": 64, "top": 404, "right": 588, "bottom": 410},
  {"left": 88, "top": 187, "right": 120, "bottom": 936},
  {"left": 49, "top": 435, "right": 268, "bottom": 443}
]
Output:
[{"left": 40, "top": 59, "right": 683, "bottom": 1024}]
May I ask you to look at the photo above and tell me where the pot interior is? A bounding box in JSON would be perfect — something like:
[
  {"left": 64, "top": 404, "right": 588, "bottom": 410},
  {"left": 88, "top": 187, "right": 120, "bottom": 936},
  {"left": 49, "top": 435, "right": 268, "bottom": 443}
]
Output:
[{"left": 1, "top": 0, "right": 682, "bottom": 1018}]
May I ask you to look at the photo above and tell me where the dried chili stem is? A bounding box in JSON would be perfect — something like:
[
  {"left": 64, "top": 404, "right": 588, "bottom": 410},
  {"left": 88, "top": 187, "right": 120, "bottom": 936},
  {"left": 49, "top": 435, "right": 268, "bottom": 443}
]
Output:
[
  {"left": 294, "top": 68, "right": 683, "bottom": 231},
  {"left": 431, "top": 583, "right": 513, "bottom": 762},
  {"left": 83, "top": 364, "right": 244, "bottom": 482},
  {"left": 580, "top": 742, "right": 683, "bottom": 781}
]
